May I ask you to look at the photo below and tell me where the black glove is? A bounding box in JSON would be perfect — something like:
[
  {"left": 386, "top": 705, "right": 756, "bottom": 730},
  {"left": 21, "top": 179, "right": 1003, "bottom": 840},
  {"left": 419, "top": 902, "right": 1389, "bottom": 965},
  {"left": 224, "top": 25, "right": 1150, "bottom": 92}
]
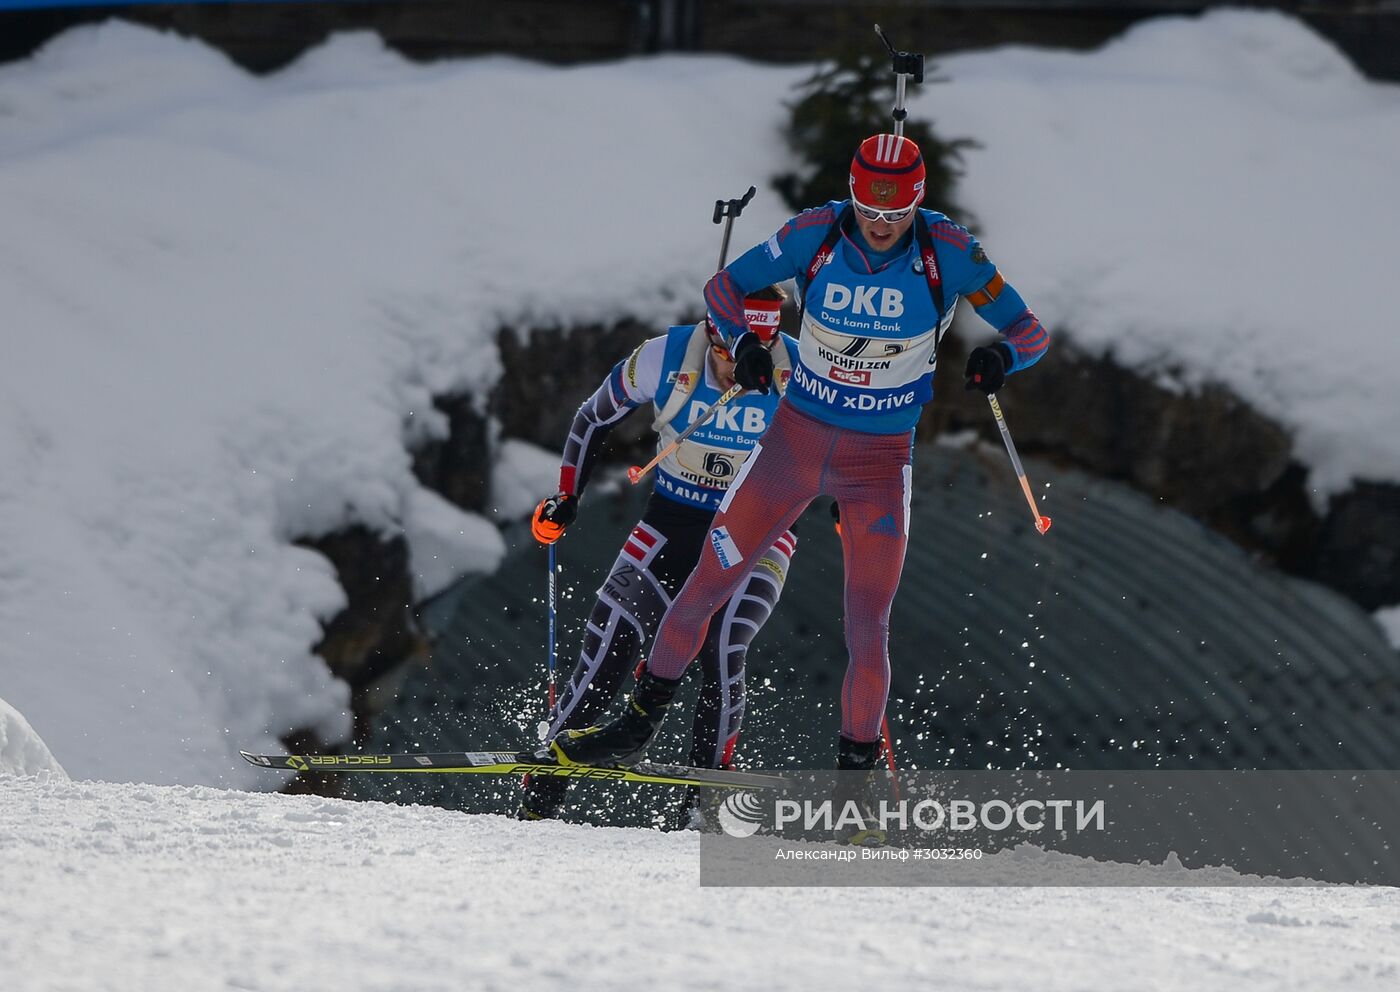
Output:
[
  {"left": 964, "top": 343, "right": 1014, "bottom": 394},
  {"left": 830, "top": 500, "right": 842, "bottom": 537},
  {"left": 531, "top": 493, "right": 578, "bottom": 545},
  {"left": 732, "top": 332, "right": 774, "bottom": 394}
]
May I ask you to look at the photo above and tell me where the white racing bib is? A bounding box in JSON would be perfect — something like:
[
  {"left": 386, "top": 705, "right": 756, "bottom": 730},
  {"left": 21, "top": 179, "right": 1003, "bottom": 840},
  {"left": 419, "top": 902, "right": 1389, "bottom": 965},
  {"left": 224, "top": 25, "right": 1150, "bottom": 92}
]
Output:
[{"left": 798, "top": 310, "right": 945, "bottom": 391}]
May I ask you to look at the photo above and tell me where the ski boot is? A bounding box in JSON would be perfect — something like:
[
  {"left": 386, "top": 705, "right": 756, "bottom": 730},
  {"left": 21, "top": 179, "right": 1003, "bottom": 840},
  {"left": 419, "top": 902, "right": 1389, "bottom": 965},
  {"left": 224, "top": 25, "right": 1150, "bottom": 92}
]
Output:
[
  {"left": 550, "top": 670, "right": 683, "bottom": 768},
  {"left": 515, "top": 773, "right": 569, "bottom": 821},
  {"left": 675, "top": 785, "right": 725, "bottom": 833},
  {"left": 833, "top": 735, "right": 887, "bottom": 847}
]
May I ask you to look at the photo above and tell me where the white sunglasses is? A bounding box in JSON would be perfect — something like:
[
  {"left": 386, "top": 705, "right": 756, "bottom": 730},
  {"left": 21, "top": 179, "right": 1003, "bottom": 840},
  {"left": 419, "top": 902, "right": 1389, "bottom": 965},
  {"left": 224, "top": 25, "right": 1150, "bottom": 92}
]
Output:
[{"left": 851, "top": 197, "right": 917, "bottom": 224}]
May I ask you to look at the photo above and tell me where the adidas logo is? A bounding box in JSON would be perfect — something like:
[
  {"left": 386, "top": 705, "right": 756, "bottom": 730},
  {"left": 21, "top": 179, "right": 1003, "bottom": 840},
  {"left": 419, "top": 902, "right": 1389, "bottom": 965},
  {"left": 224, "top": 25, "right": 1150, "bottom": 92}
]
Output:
[{"left": 868, "top": 513, "right": 899, "bottom": 536}]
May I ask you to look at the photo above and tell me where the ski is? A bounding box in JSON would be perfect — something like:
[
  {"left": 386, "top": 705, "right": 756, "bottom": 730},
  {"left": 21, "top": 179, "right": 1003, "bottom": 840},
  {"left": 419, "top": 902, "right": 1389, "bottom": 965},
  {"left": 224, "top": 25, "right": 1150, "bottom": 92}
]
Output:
[{"left": 239, "top": 749, "right": 790, "bottom": 791}]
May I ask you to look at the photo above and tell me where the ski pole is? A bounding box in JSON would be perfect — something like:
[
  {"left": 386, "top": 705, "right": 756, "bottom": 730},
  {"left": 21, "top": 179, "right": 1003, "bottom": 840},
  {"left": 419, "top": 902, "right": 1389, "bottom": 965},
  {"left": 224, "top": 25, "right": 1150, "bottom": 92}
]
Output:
[
  {"left": 986, "top": 393, "right": 1051, "bottom": 535},
  {"left": 627, "top": 383, "right": 745, "bottom": 484},
  {"left": 880, "top": 715, "right": 901, "bottom": 802},
  {"left": 880, "top": 717, "right": 897, "bottom": 772},
  {"left": 874, "top": 24, "right": 924, "bottom": 139},
  {"left": 713, "top": 185, "right": 756, "bottom": 271},
  {"left": 546, "top": 542, "right": 558, "bottom": 708}
]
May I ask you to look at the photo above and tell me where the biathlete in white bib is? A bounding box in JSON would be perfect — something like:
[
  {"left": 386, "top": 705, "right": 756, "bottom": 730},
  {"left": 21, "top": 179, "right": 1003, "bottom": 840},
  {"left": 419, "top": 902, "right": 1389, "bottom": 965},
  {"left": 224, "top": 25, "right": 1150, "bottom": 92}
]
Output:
[{"left": 523, "top": 286, "right": 799, "bottom": 822}]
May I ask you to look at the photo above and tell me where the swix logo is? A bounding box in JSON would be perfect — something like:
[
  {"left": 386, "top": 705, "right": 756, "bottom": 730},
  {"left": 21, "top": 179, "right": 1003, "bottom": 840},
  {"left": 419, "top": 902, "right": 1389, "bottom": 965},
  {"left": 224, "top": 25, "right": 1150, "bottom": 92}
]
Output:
[
  {"left": 822, "top": 283, "right": 905, "bottom": 318},
  {"left": 921, "top": 249, "right": 940, "bottom": 282},
  {"left": 829, "top": 366, "right": 871, "bottom": 386}
]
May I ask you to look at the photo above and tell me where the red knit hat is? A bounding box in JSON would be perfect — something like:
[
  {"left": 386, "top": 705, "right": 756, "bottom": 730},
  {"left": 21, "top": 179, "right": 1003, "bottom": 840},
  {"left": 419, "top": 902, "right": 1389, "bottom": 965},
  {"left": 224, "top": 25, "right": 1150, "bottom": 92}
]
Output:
[{"left": 849, "top": 134, "right": 926, "bottom": 211}]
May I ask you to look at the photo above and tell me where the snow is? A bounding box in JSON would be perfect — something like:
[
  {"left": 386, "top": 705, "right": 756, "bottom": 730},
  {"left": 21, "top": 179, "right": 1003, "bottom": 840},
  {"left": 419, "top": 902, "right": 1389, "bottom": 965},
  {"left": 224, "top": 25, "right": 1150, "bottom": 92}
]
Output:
[
  {"left": 402, "top": 487, "right": 505, "bottom": 600},
  {"left": 4, "top": 775, "right": 1399, "bottom": 992},
  {"left": 1376, "top": 605, "right": 1400, "bottom": 651},
  {"left": 0, "top": 696, "right": 67, "bottom": 779},
  {"left": 0, "top": 27, "right": 793, "bottom": 786},
  {"left": 489, "top": 438, "right": 563, "bottom": 520},
  {"left": 3, "top": 17, "right": 1400, "bottom": 983},
  {"left": 1, "top": 11, "right": 1398, "bottom": 789},
  {"left": 928, "top": 10, "right": 1400, "bottom": 500}
]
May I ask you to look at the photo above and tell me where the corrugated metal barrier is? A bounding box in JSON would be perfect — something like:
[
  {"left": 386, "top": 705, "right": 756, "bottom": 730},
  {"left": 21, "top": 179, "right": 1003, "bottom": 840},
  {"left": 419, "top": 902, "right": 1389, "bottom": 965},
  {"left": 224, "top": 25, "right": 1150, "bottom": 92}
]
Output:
[{"left": 356, "top": 441, "right": 1399, "bottom": 820}]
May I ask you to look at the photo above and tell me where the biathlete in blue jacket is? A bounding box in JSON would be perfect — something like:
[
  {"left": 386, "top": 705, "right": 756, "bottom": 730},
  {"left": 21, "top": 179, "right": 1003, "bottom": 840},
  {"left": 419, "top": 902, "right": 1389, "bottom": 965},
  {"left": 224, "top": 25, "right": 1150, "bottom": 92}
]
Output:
[
  {"left": 553, "top": 134, "right": 1052, "bottom": 802},
  {"left": 522, "top": 285, "right": 800, "bottom": 822}
]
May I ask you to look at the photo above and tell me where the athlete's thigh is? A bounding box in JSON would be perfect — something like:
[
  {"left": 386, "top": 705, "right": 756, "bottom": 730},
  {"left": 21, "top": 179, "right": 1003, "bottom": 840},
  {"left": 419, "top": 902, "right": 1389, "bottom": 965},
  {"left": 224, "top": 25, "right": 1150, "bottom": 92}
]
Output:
[
  {"left": 550, "top": 515, "right": 700, "bottom": 733},
  {"left": 702, "top": 435, "right": 817, "bottom": 585},
  {"left": 598, "top": 507, "right": 708, "bottom": 624},
  {"left": 832, "top": 460, "right": 911, "bottom": 610}
]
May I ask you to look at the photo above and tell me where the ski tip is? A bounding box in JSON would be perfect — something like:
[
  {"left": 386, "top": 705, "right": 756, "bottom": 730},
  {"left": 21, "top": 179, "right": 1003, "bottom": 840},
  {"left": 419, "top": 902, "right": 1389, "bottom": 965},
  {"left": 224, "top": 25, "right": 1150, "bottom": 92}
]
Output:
[
  {"left": 239, "top": 750, "right": 284, "bottom": 768},
  {"left": 626, "top": 465, "right": 643, "bottom": 485},
  {"left": 1036, "top": 515, "right": 1052, "bottom": 535}
]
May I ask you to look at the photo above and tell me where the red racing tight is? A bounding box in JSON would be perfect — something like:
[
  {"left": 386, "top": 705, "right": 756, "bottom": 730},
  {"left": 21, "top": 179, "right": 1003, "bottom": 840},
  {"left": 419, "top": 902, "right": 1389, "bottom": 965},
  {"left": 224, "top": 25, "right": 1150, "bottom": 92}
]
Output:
[{"left": 645, "top": 400, "right": 912, "bottom": 743}]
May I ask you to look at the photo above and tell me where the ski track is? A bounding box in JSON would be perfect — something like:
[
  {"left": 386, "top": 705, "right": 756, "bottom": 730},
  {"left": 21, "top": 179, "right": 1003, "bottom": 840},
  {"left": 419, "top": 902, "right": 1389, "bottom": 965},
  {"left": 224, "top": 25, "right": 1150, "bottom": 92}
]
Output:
[{"left": 3, "top": 777, "right": 1398, "bottom": 992}]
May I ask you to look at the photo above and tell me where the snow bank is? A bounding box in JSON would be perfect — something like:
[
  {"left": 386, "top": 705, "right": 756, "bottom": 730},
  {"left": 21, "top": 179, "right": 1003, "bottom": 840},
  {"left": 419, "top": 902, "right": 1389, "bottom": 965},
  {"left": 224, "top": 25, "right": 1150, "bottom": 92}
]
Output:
[
  {"left": 1376, "top": 606, "right": 1400, "bottom": 651},
  {"left": 489, "top": 438, "right": 564, "bottom": 520},
  {"left": 0, "top": 696, "right": 67, "bottom": 779},
  {"left": 930, "top": 9, "right": 1400, "bottom": 500},
  {"left": 0, "top": 26, "right": 798, "bottom": 786}
]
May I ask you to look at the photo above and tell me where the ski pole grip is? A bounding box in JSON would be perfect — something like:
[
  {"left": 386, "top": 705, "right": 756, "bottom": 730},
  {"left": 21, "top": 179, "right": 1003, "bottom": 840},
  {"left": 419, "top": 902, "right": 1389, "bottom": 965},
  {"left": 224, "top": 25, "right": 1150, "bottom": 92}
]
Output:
[
  {"left": 874, "top": 24, "right": 925, "bottom": 84},
  {"left": 713, "top": 185, "right": 757, "bottom": 225}
]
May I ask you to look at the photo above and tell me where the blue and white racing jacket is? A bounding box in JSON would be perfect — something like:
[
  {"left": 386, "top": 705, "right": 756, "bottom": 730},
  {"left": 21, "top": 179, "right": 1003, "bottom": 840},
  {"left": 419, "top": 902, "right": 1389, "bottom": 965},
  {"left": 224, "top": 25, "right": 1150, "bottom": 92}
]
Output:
[
  {"left": 703, "top": 200, "right": 1051, "bottom": 434},
  {"left": 559, "top": 323, "right": 800, "bottom": 511}
]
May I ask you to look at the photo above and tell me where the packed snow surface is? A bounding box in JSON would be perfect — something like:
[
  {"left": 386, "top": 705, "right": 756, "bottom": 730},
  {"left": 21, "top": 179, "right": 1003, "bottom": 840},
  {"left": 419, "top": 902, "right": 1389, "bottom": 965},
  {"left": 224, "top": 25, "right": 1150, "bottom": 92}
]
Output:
[
  {"left": 3, "top": 776, "right": 1399, "bottom": 992},
  {"left": 1, "top": 9, "right": 1397, "bottom": 785}
]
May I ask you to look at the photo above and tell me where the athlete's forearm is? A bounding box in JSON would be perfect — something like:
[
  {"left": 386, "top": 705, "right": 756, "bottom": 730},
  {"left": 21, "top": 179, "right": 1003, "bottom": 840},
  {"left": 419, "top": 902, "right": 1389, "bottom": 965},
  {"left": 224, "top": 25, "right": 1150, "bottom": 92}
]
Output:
[
  {"left": 997, "top": 306, "right": 1050, "bottom": 372},
  {"left": 703, "top": 270, "right": 748, "bottom": 344},
  {"left": 559, "top": 375, "right": 635, "bottom": 496},
  {"left": 969, "top": 277, "right": 1049, "bottom": 373},
  {"left": 704, "top": 219, "right": 816, "bottom": 344}
]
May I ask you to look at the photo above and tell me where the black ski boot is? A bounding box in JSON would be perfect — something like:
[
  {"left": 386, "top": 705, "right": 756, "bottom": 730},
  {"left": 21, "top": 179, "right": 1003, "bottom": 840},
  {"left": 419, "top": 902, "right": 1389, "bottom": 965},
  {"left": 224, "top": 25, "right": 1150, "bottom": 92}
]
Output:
[
  {"left": 676, "top": 786, "right": 725, "bottom": 833},
  {"left": 550, "top": 670, "right": 683, "bottom": 768},
  {"left": 833, "top": 735, "right": 887, "bottom": 847},
  {"left": 515, "top": 773, "right": 569, "bottom": 821}
]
